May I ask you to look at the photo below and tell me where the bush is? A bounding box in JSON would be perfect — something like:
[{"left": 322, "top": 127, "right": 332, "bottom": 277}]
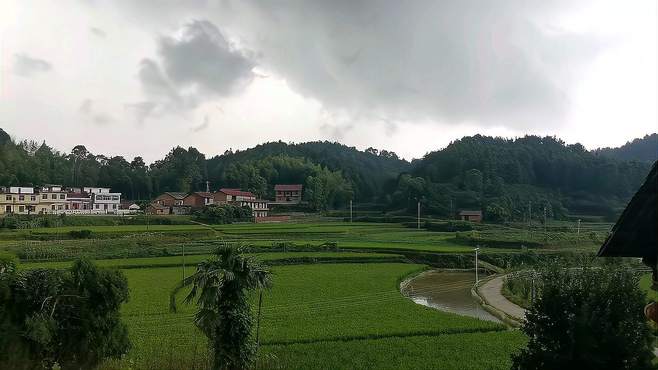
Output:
[
  {"left": 511, "top": 265, "right": 655, "bottom": 370},
  {"left": 0, "top": 259, "right": 131, "bottom": 369},
  {"left": 193, "top": 204, "right": 253, "bottom": 224},
  {"left": 68, "top": 229, "right": 93, "bottom": 239},
  {"left": 424, "top": 220, "right": 474, "bottom": 232}
]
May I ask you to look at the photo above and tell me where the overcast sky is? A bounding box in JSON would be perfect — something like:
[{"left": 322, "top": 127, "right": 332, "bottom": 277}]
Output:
[{"left": 1, "top": 1, "right": 655, "bottom": 163}]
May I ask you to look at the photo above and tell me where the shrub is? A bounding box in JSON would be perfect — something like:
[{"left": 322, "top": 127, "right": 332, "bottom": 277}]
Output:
[
  {"left": 68, "top": 229, "right": 93, "bottom": 239},
  {"left": 193, "top": 204, "right": 252, "bottom": 224},
  {"left": 511, "top": 265, "right": 655, "bottom": 370},
  {"left": 0, "top": 259, "right": 131, "bottom": 369}
]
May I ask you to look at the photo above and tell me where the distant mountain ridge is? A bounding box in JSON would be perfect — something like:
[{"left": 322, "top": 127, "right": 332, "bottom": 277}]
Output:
[{"left": 594, "top": 133, "right": 657, "bottom": 163}]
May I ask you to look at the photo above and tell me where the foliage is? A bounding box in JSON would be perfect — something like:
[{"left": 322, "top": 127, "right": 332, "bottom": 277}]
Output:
[
  {"left": 595, "top": 133, "right": 658, "bottom": 163},
  {"left": 170, "top": 245, "right": 272, "bottom": 370},
  {"left": 0, "top": 259, "right": 130, "bottom": 369},
  {"left": 390, "top": 135, "right": 652, "bottom": 220},
  {"left": 192, "top": 204, "right": 253, "bottom": 224},
  {"left": 68, "top": 229, "right": 93, "bottom": 239},
  {"left": 511, "top": 265, "right": 655, "bottom": 370}
]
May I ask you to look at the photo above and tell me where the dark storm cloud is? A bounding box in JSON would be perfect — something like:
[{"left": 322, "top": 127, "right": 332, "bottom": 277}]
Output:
[
  {"left": 118, "top": 0, "right": 603, "bottom": 128},
  {"left": 133, "top": 20, "right": 254, "bottom": 122},
  {"left": 208, "top": 0, "right": 602, "bottom": 128},
  {"left": 13, "top": 53, "right": 52, "bottom": 77}
]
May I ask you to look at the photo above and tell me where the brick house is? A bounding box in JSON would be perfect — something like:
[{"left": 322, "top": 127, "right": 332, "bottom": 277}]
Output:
[
  {"left": 153, "top": 192, "right": 187, "bottom": 207},
  {"left": 458, "top": 210, "right": 483, "bottom": 222},
  {"left": 214, "top": 188, "right": 256, "bottom": 204},
  {"left": 183, "top": 192, "right": 215, "bottom": 208},
  {"left": 274, "top": 184, "right": 303, "bottom": 204}
]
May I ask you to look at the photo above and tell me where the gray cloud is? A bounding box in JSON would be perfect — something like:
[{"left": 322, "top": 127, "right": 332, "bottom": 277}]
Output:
[
  {"left": 13, "top": 53, "right": 52, "bottom": 77},
  {"left": 125, "top": 101, "right": 157, "bottom": 125},
  {"left": 207, "top": 0, "right": 602, "bottom": 128},
  {"left": 133, "top": 20, "right": 254, "bottom": 123},
  {"left": 192, "top": 115, "right": 210, "bottom": 132},
  {"left": 90, "top": 27, "right": 106, "bottom": 38},
  {"left": 79, "top": 98, "right": 114, "bottom": 125},
  {"left": 117, "top": 1, "right": 605, "bottom": 128}
]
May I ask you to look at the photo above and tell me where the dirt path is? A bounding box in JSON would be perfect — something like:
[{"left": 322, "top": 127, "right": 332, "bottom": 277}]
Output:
[{"left": 478, "top": 275, "right": 526, "bottom": 322}]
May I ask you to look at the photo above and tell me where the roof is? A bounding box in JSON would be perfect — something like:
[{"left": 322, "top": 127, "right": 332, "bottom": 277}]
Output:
[
  {"left": 597, "top": 161, "right": 657, "bottom": 260},
  {"left": 189, "top": 191, "right": 213, "bottom": 198},
  {"left": 67, "top": 192, "right": 91, "bottom": 198},
  {"left": 163, "top": 192, "right": 187, "bottom": 200},
  {"left": 218, "top": 188, "right": 255, "bottom": 197},
  {"left": 275, "top": 184, "right": 303, "bottom": 191},
  {"left": 147, "top": 202, "right": 167, "bottom": 210},
  {"left": 459, "top": 210, "right": 482, "bottom": 216}
]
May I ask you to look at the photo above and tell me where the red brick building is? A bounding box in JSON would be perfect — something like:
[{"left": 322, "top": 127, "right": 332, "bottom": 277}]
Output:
[
  {"left": 458, "top": 210, "right": 483, "bottom": 222},
  {"left": 274, "top": 184, "right": 303, "bottom": 204},
  {"left": 214, "top": 188, "right": 256, "bottom": 204},
  {"left": 153, "top": 192, "right": 187, "bottom": 207},
  {"left": 183, "top": 192, "right": 215, "bottom": 208}
]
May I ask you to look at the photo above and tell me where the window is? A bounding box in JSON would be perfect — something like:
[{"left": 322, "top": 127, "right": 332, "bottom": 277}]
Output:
[
  {"left": 59, "top": 194, "right": 65, "bottom": 199},
  {"left": 19, "top": 195, "right": 24, "bottom": 201},
  {"left": 5, "top": 195, "right": 11, "bottom": 201},
  {"left": 95, "top": 204, "right": 99, "bottom": 209},
  {"left": 30, "top": 196, "right": 36, "bottom": 201},
  {"left": 112, "top": 204, "right": 117, "bottom": 209},
  {"left": 5, "top": 206, "right": 11, "bottom": 213},
  {"left": 51, "top": 194, "right": 56, "bottom": 199},
  {"left": 19, "top": 206, "right": 24, "bottom": 212},
  {"left": 42, "top": 194, "right": 47, "bottom": 199},
  {"left": 58, "top": 205, "right": 63, "bottom": 210},
  {"left": 51, "top": 205, "right": 56, "bottom": 210}
]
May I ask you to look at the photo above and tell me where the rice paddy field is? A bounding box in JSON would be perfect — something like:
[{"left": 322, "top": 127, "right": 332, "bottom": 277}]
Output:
[{"left": 0, "top": 219, "right": 633, "bottom": 369}]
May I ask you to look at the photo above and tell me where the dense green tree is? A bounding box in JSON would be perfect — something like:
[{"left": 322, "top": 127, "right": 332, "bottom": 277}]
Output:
[
  {"left": 170, "top": 246, "right": 271, "bottom": 370},
  {"left": 511, "top": 265, "right": 655, "bottom": 370},
  {"left": 0, "top": 258, "right": 130, "bottom": 369}
]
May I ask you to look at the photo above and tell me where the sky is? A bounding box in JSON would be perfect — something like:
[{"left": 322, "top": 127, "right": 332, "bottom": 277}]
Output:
[{"left": 0, "top": 0, "right": 656, "bottom": 163}]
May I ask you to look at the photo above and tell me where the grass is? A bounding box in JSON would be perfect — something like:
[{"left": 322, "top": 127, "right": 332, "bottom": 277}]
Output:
[
  {"left": 19, "top": 251, "right": 402, "bottom": 270},
  {"left": 108, "top": 263, "right": 512, "bottom": 368}
]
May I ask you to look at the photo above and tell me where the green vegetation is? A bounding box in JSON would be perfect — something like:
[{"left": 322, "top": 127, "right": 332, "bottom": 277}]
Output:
[
  {"left": 512, "top": 265, "right": 655, "bottom": 370},
  {"left": 0, "top": 259, "right": 130, "bottom": 369},
  {"left": 171, "top": 246, "right": 271, "bottom": 370},
  {"left": 192, "top": 204, "right": 253, "bottom": 224}
]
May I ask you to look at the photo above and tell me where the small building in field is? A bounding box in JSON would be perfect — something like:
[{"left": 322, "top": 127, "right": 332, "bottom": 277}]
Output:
[
  {"left": 458, "top": 210, "right": 483, "bottom": 222},
  {"left": 183, "top": 192, "right": 215, "bottom": 208},
  {"left": 214, "top": 188, "right": 256, "bottom": 203},
  {"left": 153, "top": 192, "right": 187, "bottom": 207},
  {"left": 146, "top": 202, "right": 169, "bottom": 215},
  {"left": 274, "top": 184, "right": 303, "bottom": 204}
]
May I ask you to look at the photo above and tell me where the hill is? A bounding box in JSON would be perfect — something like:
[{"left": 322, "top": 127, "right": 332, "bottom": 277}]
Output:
[
  {"left": 389, "top": 135, "right": 653, "bottom": 221},
  {"left": 594, "top": 133, "right": 657, "bottom": 163}
]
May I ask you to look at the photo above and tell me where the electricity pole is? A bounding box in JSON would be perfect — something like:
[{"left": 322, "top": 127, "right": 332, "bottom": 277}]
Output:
[
  {"left": 543, "top": 206, "right": 547, "bottom": 233},
  {"left": 256, "top": 290, "right": 263, "bottom": 348},
  {"left": 182, "top": 243, "right": 186, "bottom": 280},
  {"left": 474, "top": 247, "right": 480, "bottom": 285},
  {"left": 577, "top": 219, "right": 581, "bottom": 234},
  {"left": 528, "top": 201, "right": 531, "bottom": 226},
  {"left": 349, "top": 199, "right": 353, "bottom": 223},
  {"left": 417, "top": 201, "right": 421, "bottom": 230}
]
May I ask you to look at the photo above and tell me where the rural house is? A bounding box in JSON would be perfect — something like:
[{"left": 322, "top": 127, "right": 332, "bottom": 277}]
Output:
[
  {"left": 458, "top": 210, "right": 482, "bottom": 222},
  {"left": 183, "top": 192, "right": 215, "bottom": 208},
  {"left": 275, "top": 184, "right": 303, "bottom": 204},
  {"left": 214, "top": 188, "right": 257, "bottom": 203},
  {"left": 153, "top": 192, "right": 187, "bottom": 207}
]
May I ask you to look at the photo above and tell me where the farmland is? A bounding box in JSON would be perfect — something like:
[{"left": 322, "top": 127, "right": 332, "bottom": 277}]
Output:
[{"left": 0, "top": 219, "right": 622, "bottom": 369}]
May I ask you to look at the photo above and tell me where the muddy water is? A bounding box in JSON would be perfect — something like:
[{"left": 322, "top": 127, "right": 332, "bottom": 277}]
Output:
[{"left": 401, "top": 270, "right": 501, "bottom": 323}]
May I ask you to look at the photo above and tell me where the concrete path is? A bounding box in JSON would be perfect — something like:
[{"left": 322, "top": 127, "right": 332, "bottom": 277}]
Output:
[{"left": 479, "top": 275, "right": 526, "bottom": 322}]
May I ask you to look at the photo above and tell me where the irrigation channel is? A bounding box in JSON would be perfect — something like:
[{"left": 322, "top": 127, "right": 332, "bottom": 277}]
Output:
[{"left": 401, "top": 270, "right": 501, "bottom": 323}]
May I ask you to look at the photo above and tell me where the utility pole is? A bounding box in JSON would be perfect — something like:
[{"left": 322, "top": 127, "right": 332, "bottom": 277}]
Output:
[
  {"left": 474, "top": 247, "right": 480, "bottom": 285},
  {"left": 543, "top": 206, "right": 547, "bottom": 233},
  {"left": 205, "top": 180, "right": 210, "bottom": 193},
  {"left": 182, "top": 243, "right": 186, "bottom": 280},
  {"left": 349, "top": 199, "right": 353, "bottom": 223},
  {"left": 417, "top": 201, "right": 421, "bottom": 230},
  {"left": 256, "top": 289, "right": 263, "bottom": 348},
  {"left": 577, "top": 219, "right": 581, "bottom": 234},
  {"left": 528, "top": 201, "right": 531, "bottom": 226},
  {"left": 450, "top": 198, "right": 454, "bottom": 218}
]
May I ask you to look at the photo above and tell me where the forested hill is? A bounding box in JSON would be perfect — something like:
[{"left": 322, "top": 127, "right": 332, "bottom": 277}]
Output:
[
  {"left": 594, "top": 133, "right": 657, "bottom": 163},
  {"left": 0, "top": 128, "right": 407, "bottom": 207},
  {"left": 206, "top": 141, "right": 410, "bottom": 201},
  {"left": 390, "top": 135, "right": 653, "bottom": 221}
]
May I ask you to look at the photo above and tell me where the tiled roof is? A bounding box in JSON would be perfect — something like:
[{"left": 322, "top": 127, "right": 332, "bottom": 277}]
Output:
[
  {"left": 459, "top": 210, "right": 482, "bottom": 216},
  {"left": 275, "top": 184, "right": 303, "bottom": 191},
  {"left": 218, "top": 188, "right": 255, "bottom": 197},
  {"left": 165, "top": 192, "right": 188, "bottom": 199},
  {"left": 193, "top": 192, "right": 214, "bottom": 198}
]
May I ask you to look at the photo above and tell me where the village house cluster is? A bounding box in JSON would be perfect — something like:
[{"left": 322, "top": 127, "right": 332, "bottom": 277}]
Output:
[
  {"left": 147, "top": 184, "right": 303, "bottom": 220},
  {"left": 0, "top": 185, "right": 132, "bottom": 215}
]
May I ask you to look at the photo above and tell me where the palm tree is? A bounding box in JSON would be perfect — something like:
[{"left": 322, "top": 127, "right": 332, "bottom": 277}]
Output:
[{"left": 170, "top": 244, "right": 271, "bottom": 370}]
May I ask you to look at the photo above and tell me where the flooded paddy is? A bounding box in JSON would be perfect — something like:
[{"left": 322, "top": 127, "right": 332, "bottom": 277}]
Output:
[{"left": 401, "top": 270, "right": 501, "bottom": 323}]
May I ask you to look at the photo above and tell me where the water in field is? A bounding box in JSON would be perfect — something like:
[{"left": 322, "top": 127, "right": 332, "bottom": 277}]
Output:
[{"left": 401, "top": 270, "right": 501, "bottom": 323}]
